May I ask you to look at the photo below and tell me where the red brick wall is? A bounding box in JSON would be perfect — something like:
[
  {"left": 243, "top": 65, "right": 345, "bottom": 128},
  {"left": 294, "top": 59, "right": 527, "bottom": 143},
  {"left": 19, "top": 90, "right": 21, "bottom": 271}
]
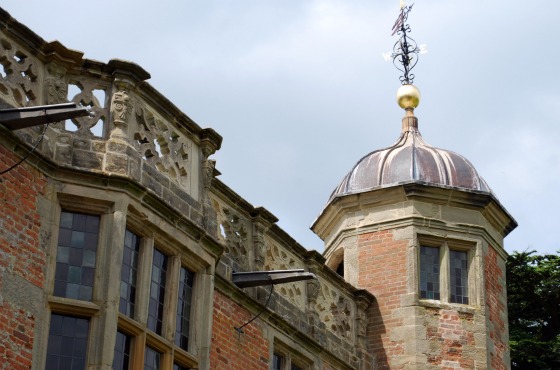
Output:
[
  {"left": 210, "top": 290, "right": 269, "bottom": 370},
  {"left": 425, "top": 309, "right": 475, "bottom": 369},
  {"left": 358, "top": 230, "right": 408, "bottom": 370},
  {"left": 485, "top": 247, "right": 508, "bottom": 370},
  {"left": 0, "top": 145, "right": 47, "bottom": 369}
]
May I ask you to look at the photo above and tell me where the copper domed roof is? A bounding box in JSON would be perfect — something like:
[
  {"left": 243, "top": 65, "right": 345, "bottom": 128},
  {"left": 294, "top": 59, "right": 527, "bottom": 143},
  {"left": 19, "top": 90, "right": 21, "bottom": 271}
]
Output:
[{"left": 329, "top": 110, "right": 492, "bottom": 201}]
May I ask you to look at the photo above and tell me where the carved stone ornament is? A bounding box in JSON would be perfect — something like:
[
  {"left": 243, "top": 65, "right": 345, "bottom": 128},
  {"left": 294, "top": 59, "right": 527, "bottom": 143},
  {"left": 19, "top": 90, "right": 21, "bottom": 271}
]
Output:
[
  {"left": 356, "top": 308, "right": 368, "bottom": 340},
  {"left": 110, "top": 90, "right": 131, "bottom": 140},
  {"left": 315, "top": 281, "right": 354, "bottom": 339},
  {"left": 252, "top": 223, "right": 266, "bottom": 270},
  {"left": 219, "top": 207, "right": 249, "bottom": 267},
  {"left": 0, "top": 38, "right": 39, "bottom": 107},
  {"left": 332, "top": 296, "right": 352, "bottom": 339},
  {"left": 306, "top": 278, "right": 321, "bottom": 307},
  {"left": 133, "top": 109, "right": 192, "bottom": 190},
  {"left": 45, "top": 64, "right": 67, "bottom": 105},
  {"left": 202, "top": 159, "right": 215, "bottom": 190},
  {"left": 263, "top": 241, "right": 305, "bottom": 310},
  {"left": 68, "top": 79, "right": 106, "bottom": 137}
]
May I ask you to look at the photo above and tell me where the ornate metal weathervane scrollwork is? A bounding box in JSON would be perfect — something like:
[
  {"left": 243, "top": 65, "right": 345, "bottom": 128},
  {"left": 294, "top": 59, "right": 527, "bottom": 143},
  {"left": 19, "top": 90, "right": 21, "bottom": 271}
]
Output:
[{"left": 391, "top": 3, "right": 419, "bottom": 85}]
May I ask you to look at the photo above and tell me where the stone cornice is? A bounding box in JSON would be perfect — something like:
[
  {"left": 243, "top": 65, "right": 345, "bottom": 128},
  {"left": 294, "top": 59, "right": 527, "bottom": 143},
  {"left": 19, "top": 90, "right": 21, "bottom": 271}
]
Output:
[{"left": 312, "top": 182, "right": 517, "bottom": 243}]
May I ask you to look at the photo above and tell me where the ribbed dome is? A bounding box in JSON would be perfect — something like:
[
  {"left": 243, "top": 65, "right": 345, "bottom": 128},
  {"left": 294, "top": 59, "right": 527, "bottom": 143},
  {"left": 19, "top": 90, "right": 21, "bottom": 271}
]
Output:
[{"left": 330, "top": 112, "right": 492, "bottom": 201}]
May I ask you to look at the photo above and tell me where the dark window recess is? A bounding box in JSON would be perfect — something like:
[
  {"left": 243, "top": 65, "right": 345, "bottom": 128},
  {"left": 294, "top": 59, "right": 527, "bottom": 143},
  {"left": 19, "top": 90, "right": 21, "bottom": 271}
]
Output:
[
  {"left": 450, "top": 250, "right": 469, "bottom": 304},
  {"left": 419, "top": 246, "right": 440, "bottom": 300},
  {"left": 120, "top": 229, "right": 141, "bottom": 317},
  {"left": 335, "top": 260, "right": 344, "bottom": 277},
  {"left": 292, "top": 364, "right": 304, "bottom": 370},
  {"left": 272, "top": 353, "right": 284, "bottom": 370},
  {"left": 147, "top": 249, "right": 168, "bottom": 335},
  {"left": 46, "top": 314, "right": 89, "bottom": 370},
  {"left": 113, "top": 330, "right": 131, "bottom": 370},
  {"left": 54, "top": 211, "right": 99, "bottom": 301},
  {"left": 144, "top": 347, "right": 162, "bottom": 370},
  {"left": 175, "top": 266, "right": 195, "bottom": 351}
]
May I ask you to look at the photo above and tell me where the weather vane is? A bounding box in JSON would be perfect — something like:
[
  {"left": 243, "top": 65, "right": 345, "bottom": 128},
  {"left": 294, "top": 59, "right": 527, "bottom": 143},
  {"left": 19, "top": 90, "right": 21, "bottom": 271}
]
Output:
[{"left": 391, "top": 2, "right": 420, "bottom": 85}]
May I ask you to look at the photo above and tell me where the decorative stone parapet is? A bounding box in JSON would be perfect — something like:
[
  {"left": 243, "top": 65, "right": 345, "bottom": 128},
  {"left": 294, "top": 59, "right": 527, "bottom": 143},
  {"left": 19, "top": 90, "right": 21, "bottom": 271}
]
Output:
[
  {"left": 0, "top": 16, "right": 222, "bottom": 233},
  {"left": 210, "top": 179, "right": 375, "bottom": 368}
]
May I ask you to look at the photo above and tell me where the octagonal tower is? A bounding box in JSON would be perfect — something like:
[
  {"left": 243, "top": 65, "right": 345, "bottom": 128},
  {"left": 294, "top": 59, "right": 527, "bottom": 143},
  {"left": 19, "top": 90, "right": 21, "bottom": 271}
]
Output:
[{"left": 312, "top": 86, "right": 516, "bottom": 369}]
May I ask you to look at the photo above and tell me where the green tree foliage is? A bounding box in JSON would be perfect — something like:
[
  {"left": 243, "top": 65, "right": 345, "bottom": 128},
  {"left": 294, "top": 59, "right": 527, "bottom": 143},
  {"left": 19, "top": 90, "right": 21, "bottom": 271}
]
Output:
[{"left": 507, "top": 251, "right": 560, "bottom": 369}]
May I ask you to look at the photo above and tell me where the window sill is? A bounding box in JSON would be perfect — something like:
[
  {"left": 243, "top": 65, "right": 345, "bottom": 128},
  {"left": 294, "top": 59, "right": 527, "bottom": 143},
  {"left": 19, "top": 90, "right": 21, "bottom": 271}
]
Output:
[
  {"left": 418, "top": 299, "right": 477, "bottom": 314},
  {"left": 48, "top": 296, "right": 100, "bottom": 316}
]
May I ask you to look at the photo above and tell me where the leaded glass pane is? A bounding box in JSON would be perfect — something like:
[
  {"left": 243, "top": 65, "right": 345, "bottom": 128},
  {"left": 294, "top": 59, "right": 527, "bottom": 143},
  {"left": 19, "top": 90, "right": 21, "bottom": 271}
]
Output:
[
  {"left": 54, "top": 211, "right": 99, "bottom": 301},
  {"left": 46, "top": 314, "right": 89, "bottom": 370},
  {"left": 419, "top": 246, "right": 440, "bottom": 300},
  {"left": 113, "top": 331, "right": 131, "bottom": 370},
  {"left": 119, "top": 229, "right": 141, "bottom": 317},
  {"left": 144, "top": 347, "right": 161, "bottom": 370},
  {"left": 147, "top": 249, "right": 168, "bottom": 335},
  {"left": 175, "top": 267, "right": 195, "bottom": 351},
  {"left": 449, "top": 250, "right": 469, "bottom": 304}
]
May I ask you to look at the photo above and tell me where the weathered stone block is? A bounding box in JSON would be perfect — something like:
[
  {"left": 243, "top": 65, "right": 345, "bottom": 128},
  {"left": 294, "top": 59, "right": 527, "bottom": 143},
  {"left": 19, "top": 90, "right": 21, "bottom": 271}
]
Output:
[
  {"left": 105, "top": 153, "right": 128, "bottom": 175},
  {"left": 72, "top": 149, "right": 103, "bottom": 170}
]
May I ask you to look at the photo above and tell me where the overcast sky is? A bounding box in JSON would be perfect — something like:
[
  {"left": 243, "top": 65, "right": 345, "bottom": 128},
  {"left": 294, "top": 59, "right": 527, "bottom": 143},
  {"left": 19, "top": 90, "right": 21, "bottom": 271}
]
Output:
[{"left": 3, "top": 1, "right": 559, "bottom": 255}]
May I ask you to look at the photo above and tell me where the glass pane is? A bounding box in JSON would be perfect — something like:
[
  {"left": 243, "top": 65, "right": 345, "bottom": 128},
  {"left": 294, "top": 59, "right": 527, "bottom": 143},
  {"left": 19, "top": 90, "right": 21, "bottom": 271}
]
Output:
[
  {"left": 419, "top": 246, "right": 440, "bottom": 300},
  {"left": 46, "top": 314, "right": 89, "bottom": 370},
  {"left": 449, "top": 250, "right": 469, "bottom": 304},
  {"left": 54, "top": 211, "right": 99, "bottom": 301},
  {"left": 175, "top": 267, "right": 195, "bottom": 351},
  {"left": 144, "top": 347, "right": 161, "bottom": 370},
  {"left": 119, "top": 229, "right": 141, "bottom": 317},
  {"left": 147, "top": 249, "right": 168, "bottom": 335},
  {"left": 112, "top": 331, "right": 131, "bottom": 370}
]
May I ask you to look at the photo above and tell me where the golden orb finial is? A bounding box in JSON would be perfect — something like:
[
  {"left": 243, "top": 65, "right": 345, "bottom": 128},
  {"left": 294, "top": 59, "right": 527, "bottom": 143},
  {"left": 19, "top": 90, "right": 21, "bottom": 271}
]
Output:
[{"left": 396, "top": 84, "right": 421, "bottom": 110}]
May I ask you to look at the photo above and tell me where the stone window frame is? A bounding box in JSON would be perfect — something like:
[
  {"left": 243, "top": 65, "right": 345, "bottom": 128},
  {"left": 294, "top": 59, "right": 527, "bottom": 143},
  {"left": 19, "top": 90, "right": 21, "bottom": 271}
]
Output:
[
  {"left": 416, "top": 236, "right": 478, "bottom": 308},
  {"left": 42, "top": 193, "right": 115, "bottom": 370},
  {"left": 38, "top": 189, "right": 213, "bottom": 370},
  {"left": 115, "top": 216, "right": 204, "bottom": 370}
]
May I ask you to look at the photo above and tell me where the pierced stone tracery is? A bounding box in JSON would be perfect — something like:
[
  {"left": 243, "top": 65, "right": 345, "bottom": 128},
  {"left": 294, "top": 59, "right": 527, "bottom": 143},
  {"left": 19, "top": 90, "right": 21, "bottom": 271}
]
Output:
[
  {"left": 213, "top": 204, "right": 249, "bottom": 268},
  {"left": 0, "top": 38, "right": 40, "bottom": 107},
  {"left": 134, "top": 107, "right": 193, "bottom": 190},
  {"left": 315, "top": 281, "right": 354, "bottom": 339},
  {"left": 66, "top": 79, "right": 107, "bottom": 137},
  {"left": 263, "top": 241, "right": 305, "bottom": 310}
]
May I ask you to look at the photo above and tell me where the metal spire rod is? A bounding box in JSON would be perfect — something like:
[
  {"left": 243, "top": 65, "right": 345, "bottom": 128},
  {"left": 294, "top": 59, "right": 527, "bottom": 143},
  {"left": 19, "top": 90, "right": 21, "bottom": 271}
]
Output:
[{"left": 391, "top": 3, "right": 420, "bottom": 85}]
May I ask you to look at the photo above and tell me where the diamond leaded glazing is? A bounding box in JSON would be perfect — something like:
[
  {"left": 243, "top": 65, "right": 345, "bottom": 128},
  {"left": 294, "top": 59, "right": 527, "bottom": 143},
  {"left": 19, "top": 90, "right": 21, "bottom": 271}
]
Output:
[
  {"left": 419, "top": 246, "right": 440, "bottom": 300},
  {"left": 54, "top": 211, "right": 99, "bottom": 301}
]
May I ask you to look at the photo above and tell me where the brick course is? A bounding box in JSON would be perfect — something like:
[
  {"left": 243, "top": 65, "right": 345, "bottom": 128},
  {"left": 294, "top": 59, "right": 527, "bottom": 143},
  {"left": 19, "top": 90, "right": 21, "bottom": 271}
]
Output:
[
  {"left": 0, "top": 145, "right": 47, "bottom": 370},
  {"left": 210, "top": 290, "right": 269, "bottom": 370},
  {"left": 485, "top": 247, "right": 508, "bottom": 370},
  {"left": 358, "top": 230, "right": 408, "bottom": 369}
]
